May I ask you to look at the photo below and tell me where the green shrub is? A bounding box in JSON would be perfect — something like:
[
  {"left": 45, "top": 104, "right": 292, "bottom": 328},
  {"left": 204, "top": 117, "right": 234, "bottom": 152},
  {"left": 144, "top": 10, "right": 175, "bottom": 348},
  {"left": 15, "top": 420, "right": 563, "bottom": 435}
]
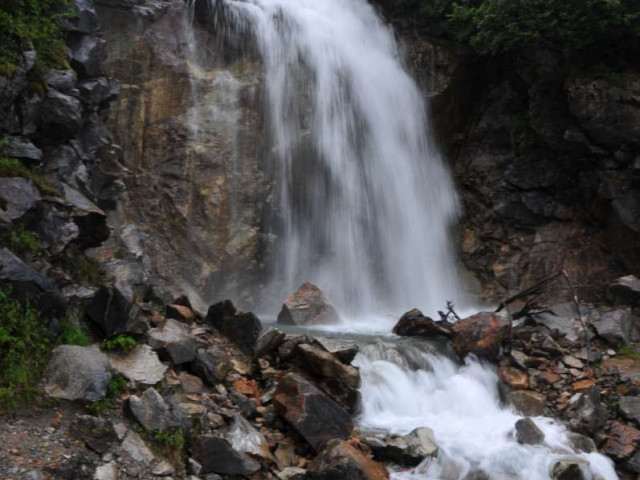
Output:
[
  {"left": 0, "top": 157, "right": 57, "bottom": 195},
  {"left": 616, "top": 344, "right": 640, "bottom": 360},
  {"left": 0, "top": 288, "right": 50, "bottom": 412},
  {"left": 85, "top": 374, "right": 129, "bottom": 414},
  {"left": 373, "top": 0, "right": 640, "bottom": 56},
  {"left": 61, "top": 253, "right": 106, "bottom": 286},
  {"left": 59, "top": 320, "right": 90, "bottom": 346},
  {"left": 101, "top": 334, "right": 138, "bottom": 354},
  {"left": 5, "top": 226, "right": 43, "bottom": 257},
  {"left": 0, "top": 0, "right": 73, "bottom": 74}
]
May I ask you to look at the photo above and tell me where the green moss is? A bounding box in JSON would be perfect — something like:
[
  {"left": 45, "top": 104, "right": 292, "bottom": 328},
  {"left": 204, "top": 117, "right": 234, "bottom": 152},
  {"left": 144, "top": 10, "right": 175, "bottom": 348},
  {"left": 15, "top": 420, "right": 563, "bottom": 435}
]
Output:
[
  {"left": 0, "top": 157, "right": 58, "bottom": 195},
  {"left": 85, "top": 374, "right": 129, "bottom": 415},
  {"left": 5, "top": 226, "right": 43, "bottom": 257},
  {"left": 65, "top": 254, "right": 105, "bottom": 286},
  {"left": 150, "top": 429, "right": 186, "bottom": 465},
  {"left": 59, "top": 320, "right": 90, "bottom": 346},
  {"left": 616, "top": 345, "right": 640, "bottom": 360},
  {"left": 100, "top": 334, "right": 138, "bottom": 354},
  {"left": 0, "top": 0, "right": 73, "bottom": 72},
  {"left": 0, "top": 288, "right": 50, "bottom": 412}
]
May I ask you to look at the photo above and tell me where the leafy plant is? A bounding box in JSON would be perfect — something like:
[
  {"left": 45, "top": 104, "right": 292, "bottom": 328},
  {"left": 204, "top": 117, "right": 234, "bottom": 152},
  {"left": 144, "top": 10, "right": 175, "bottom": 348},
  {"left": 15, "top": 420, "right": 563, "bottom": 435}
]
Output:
[
  {"left": 0, "top": 0, "right": 73, "bottom": 74},
  {"left": 0, "top": 157, "right": 57, "bottom": 195},
  {"left": 616, "top": 345, "right": 640, "bottom": 360},
  {"left": 5, "top": 226, "right": 43, "bottom": 257},
  {"left": 150, "top": 428, "right": 186, "bottom": 465},
  {"left": 100, "top": 334, "right": 138, "bottom": 354},
  {"left": 0, "top": 288, "right": 50, "bottom": 412},
  {"left": 85, "top": 374, "right": 129, "bottom": 415},
  {"left": 59, "top": 320, "right": 90, "bottom": 346}
]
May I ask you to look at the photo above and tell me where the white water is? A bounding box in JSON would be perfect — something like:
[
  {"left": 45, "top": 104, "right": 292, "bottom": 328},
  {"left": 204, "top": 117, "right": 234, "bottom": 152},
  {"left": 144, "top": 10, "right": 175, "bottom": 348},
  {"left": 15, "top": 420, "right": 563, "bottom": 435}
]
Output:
[
  {"left": 210, "top": 0, "right": 460, "bottom": 318},
  {"left": 355, "top": 340, "right": 618, "bottom": 480},
  {"left": 188, "top": 2, "right": 618, "bottom": 479}
]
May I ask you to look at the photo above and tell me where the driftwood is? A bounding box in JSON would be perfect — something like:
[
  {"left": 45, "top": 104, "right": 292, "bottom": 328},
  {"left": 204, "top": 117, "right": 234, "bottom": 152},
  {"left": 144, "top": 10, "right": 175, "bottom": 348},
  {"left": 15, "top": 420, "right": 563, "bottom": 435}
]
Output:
[
  {"left": 495, "top": 270, "right": 592, "bottom": 367},
  {"left": 438, "top": 301, "right": 461, "bottom": 322}
]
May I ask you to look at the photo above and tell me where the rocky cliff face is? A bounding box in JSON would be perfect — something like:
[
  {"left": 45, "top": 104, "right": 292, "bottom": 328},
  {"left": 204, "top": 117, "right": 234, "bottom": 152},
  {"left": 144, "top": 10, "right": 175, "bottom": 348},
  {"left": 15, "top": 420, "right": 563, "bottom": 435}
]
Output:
[
  {"left": 95, "top": 0, "right": 272, "bottom": 308},
  {"left": 400, "top": 35, "right": 640, "bottom": 304}
]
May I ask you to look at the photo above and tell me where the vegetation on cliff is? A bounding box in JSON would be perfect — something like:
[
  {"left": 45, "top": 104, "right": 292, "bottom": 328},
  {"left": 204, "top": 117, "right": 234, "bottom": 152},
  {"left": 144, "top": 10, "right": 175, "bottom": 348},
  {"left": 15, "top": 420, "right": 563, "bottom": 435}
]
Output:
[
  {"left": 375, "top": 0, "right": 640, "bottom": 56},
  {"left": 0, "top": 0, "right": 72, "bottom": 75}
]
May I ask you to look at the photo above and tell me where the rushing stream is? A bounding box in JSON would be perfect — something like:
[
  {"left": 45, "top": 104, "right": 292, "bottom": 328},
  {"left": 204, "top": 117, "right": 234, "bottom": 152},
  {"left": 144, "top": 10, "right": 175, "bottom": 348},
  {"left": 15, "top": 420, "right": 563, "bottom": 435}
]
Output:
[{"left": 190, "top": 1, "right": 620, "bottom": 478}]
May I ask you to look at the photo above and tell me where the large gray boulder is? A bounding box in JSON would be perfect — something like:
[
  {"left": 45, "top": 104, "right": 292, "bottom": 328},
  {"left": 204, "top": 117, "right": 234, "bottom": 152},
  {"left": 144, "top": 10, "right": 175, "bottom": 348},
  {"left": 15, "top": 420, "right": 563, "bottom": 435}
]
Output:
[
  {"left": 107, "top": 344, "right": 167, "bottom": 386},
  {"left": 193, "top": 435, "right": 261, "bottom": 476},
  {"left": 191, "top": 347, "right": 233, "bottom": 385},
  {"left": 147, "top": 319, "right": 200, "bottom": 365},
  {"left": 68, "top": 34, "right": 106, "bottom": 76},
  {"left": 296, "top": 344, "right": 360, "bottom": 389},
  {"left": 619, "top": 396, "right": 640, "bottom": 424},
  {"left": 609, "top": 275, "right": 640, "bottom": 306},
  {"left": 588, "top": 308, "right": 634, "bottom": 345},
  {"left": 363, "top": 427, "right": 438, "bottom": 467},
  {"left": 0, "top": 177, "right": 40, "bottom": 222},
  {"left": 515, "top": 417, "right": 545, "bottom": 445},
  {"left": 2, "top": 136, "right": 42, "bottom": 162},
  {"left": 205, "top": 300, "right": 262, "bottom": 355},
  {"left": 39, "top": 90, "right": 83, "bottom": 138},
  {"left": 42, "top": 344, "right": 111, "bottom": 401},
  {"left": 85, "top": 286, "right": 141, "bottom": 337},
  {"left": 128, "top": 387, "right": 185, "bottom": 432}
]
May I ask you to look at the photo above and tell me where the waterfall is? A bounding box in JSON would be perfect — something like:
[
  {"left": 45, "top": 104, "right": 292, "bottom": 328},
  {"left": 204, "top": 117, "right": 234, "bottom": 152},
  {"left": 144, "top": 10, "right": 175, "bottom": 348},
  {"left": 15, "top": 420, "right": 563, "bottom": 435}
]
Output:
[
  {"left": 200, "top": 0, "right": 462, "bottom": 318},
  {"left": 354, "top": 340, "right": 618, "bottom": 480}
]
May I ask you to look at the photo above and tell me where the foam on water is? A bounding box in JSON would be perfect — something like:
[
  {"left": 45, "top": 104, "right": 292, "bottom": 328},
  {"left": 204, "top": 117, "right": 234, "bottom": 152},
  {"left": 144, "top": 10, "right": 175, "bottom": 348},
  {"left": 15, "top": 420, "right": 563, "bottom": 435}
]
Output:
[{"left": 355, "top": 340, "right": 618, "bottom": 480}]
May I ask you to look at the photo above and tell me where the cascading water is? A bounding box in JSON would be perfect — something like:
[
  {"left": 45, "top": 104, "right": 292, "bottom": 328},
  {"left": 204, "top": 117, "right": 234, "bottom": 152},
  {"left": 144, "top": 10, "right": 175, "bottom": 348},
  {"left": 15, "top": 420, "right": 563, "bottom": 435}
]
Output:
[
  {"left": 205, "top": 0, "right": 461, "bottom": 319},
  {"left": 186, "top": 2, "right": 619, "bottom": 479},
  {"left": 354, "top": 339, "right": 618, "bottom": 480}
]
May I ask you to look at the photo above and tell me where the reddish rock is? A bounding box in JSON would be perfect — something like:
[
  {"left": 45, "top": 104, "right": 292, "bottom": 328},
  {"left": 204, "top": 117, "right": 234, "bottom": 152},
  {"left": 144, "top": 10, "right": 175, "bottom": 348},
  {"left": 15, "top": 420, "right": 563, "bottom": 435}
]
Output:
[
  {"left": 452, "top": 312, "right": 511, "bottom": 361},
  {"left": 166, "top": 304, "right": 194, "bottom": 323},
  {"left": 274, "top": 372, "right": 353, "bottom": 451},
  {"left": 392, "top": 308, "right": 452, "bottom": 338},
  {"left": 277, "top": 282, "right": 342, "bottom": 326},
  {"left": 602, "top": 421, "right": 640, "bottom": 461},
  {"left": 539, "top": 371, "right": 561, "bottom": 385},
  {"left": 508, "top": 390, "right": 546, "bottom": 416},
  {"left": 179, "top": 372, "right": 204, "bottom": 394},
  {"left": 498, "top": 365, "right": 528, "bottom": 390},
  {"left": 233, "top": 378, "right": 259, "bottom": 397},
  {"left": 309, "top": 439, "right": 389, "bottom": 480},
  {"left": 572, "top": 379, "right": 595, "bottom": 390}
]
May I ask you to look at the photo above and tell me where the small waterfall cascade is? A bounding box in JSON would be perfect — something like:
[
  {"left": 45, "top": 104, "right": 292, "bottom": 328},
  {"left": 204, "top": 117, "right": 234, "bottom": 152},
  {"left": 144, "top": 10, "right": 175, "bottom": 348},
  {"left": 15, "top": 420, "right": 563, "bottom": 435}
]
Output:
[
  {"left": 354, "top": 340, "right": 618, "bottom": 480},
  {"left": 199, "top": 0, "right": 462, "bottom": 318}
]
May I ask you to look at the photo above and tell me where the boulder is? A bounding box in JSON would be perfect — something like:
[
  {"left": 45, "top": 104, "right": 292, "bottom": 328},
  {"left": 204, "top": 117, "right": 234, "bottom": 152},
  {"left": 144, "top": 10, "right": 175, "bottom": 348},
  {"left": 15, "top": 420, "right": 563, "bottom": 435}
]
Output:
[
  {"left": 39, "top": 90, "right": 83, "bottom": 138},
  {"left": 275, "top": 441, "right": 298, "bottom": 469},
  {"left": 567, "top": 433, "right": 596, "bottom": 453},
  {"left": 392, "top": 308, "right": 452, "bottom": 338},
  {"left": 0, "top": 177, "right": 40, "bottom": 222},
  {"left": 70, "top": 415, "right": 118, "bottom": 453},
  {"left": 619, "top": 396, "right": 640, "bottom": 424},
  {"left": 128, "top": 387, "right": 185, "bottom": 432},
  {"left": 256, "top": 327, "right": 286, "bottom": 358},
  {"left": 44, "top": 69, "right": 77, "bottom": 93},
  {"left": 85, "top": 286, "right": 141, "bottom": 337},
  {"left": 589, "top": 308, "right": 634, "bottom": 345},
  {"left": 147, "top": 319, "right": 199, "bottom": 365},
  {"left": 42, "top": 344, "right": 111, "bottom": 401},
  {"left": 77, "top": 77, "right": 119, "bottom": 105},
  {"left": 307, "top": 439, "right": 389, "bottom": 480},
  {"left": 38, "top": 207, "right": 79, "bottom": 255},
  {"left": 179, "top": 371, "right": 204, "bottom": 393},
  {"left": 515, "top": 417, "right": 545, "bottom": 445},
  {"left": 205, "top": 300, "right": 262, "bottom": 355},
  {"left": 566, "top": 388, "right": 608, "bottom": 436},
  {"left": 363, "top": 427, "right": 438, "bottom": 467},
  {"left": 609, "top": 275, "right": 640, "bottom": 306},
  {"left": 274, "top": 373, "right": 354, "bottom": 451},
  {"left": 602, "top": 421, "right": 640, "bottom": 461},
  {"left": 62, "top": 0, "right": 100, "bottom": 33},
  {"left": 2, "top": 136, "right": 42, "bottom": 162},
  {"left": 120, "top": 429, "right": 156, "bottom": 465},
  {"left": 508, "top": 390, "right": 546, "bottom": 416},
  {"left": 315, "top": 337, "right": 359, "bottom": 364},
  {"left": 296, "top": 344, "right": 360, "bottom": 389},
  {"left": 550, "top": 458, "right": 587, "bottom": 480},
  {"left": 191, "top": 347, "right": 233, "bottom": 385},
  {"left": 277, "top": 282, "right": 341, "bottom": 326},
  {"left": 107, "top": 344, "right": 167, "bottom": 386},
  {"left": 227, "top": 413, "right": 273, "bottom": 461},
  {"left": 192, "top": 435, "right": 261, "bottom": 476},
  {"left": 93, "top": 461, "right": 118, "bottom": 480},
  {"left": 530, "top": 303, "right": 587, "bottom": 343},
  {"left": 165, "top": 303, "right": 195, "bottom": 323},
  {"left": 62, "top": 183, "right": 110, "bottom": 248},
  {"left": 68, "top": 34, "right": 106, "bottom": 76},
  {"left": 498, "top": 365, "right": 528, "bottom": 390},
  {"left": 452, "top": 311, "right": 511, "bottom": 361}
]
